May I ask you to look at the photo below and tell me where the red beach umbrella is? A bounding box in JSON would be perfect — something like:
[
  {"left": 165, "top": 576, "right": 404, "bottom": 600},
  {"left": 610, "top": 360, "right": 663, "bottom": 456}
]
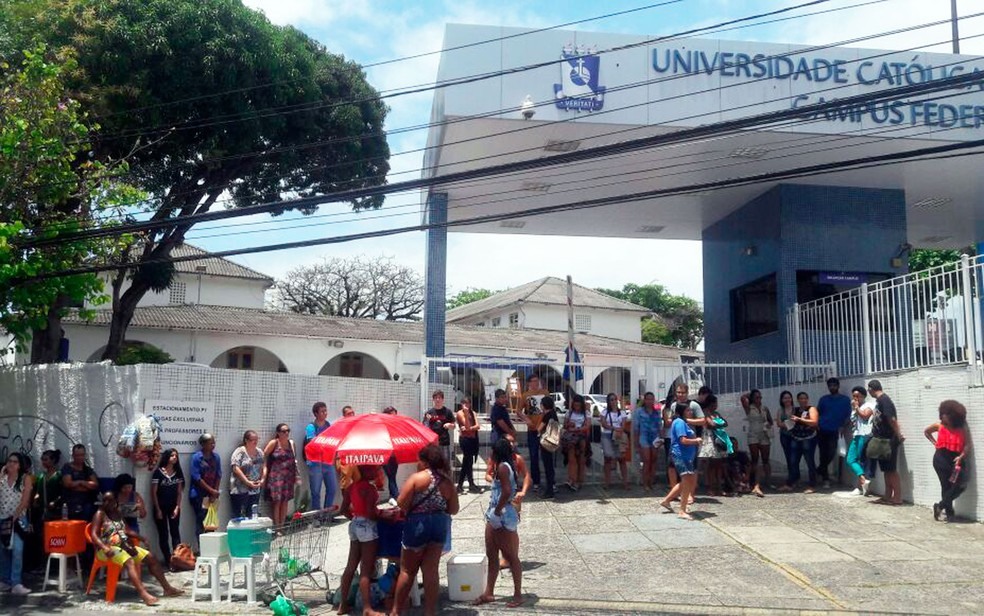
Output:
[{"left": 304, "top": 413, "right": 438, "bottom": 466}]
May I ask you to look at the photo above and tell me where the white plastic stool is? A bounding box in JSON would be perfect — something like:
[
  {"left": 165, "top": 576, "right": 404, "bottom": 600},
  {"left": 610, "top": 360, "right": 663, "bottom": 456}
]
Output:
[
  {"left": 227, "top": 556, "right": 260, "bottom": 604},
  {"left": 192, "top": 555, "right": 230, "bottom": 603},
  {"left": 43, "top": 552, "right": 83, "bottom": 592}
]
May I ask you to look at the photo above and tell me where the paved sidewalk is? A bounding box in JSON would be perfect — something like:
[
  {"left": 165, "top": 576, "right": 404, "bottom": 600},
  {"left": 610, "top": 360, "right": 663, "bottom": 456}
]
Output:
[
  {"left": 6, "top": 485, "right": 984, "bottom": 614},
  {"left": 439, "top": 484, "right": 984, "bottom": 615}
]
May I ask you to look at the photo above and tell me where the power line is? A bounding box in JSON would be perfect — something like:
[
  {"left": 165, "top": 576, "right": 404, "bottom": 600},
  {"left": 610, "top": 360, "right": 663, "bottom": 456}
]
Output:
[
  {"left": 22, "top": 65, "right": 984, "bottom": 249},
  {"left": 91, "top": 0, "right": 687, "bottom": 123},
  {"left": 25, "top": 1, "right": 957, "bottom": 232},
  {"left": 184, "top": 87, "right": 984, "bottom": 244},
  {"left": 25, "top": 138, "right": 984, "bottom": 282},
  {"left": 15, "top": 0, "right": 907, "bottom": 211},
  {"left": 89, "top": 0, "right": 833, "bottom": 145}
]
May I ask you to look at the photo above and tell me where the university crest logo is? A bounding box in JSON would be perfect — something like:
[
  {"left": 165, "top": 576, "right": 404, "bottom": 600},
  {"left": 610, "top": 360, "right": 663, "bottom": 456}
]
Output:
[{"left": 554, "top": 44, "right": 606, "bottom": 112}]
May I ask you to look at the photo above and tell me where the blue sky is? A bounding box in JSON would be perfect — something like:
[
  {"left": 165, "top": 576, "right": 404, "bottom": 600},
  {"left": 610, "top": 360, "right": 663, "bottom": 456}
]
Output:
[{"left": 186, "top": 0, "right": 984, "bottom": 302}]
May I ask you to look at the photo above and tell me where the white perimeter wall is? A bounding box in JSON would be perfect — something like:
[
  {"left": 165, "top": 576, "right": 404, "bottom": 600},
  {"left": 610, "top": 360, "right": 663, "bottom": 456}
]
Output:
[
  {"left": 712, "top": 366, "right": 984, "bottom": 522},
  {"left": 0, "top": 363, "right": 421, "bottom": 556}
]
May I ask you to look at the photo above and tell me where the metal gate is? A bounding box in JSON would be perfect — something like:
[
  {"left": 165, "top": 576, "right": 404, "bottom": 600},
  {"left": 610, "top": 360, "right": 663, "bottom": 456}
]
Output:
[{"left": 419, "top": 355, "right": 835, "bottom": 490}]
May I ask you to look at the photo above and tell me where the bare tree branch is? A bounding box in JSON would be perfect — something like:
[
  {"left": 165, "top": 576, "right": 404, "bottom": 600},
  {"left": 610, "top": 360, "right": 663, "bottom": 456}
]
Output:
[{"left": 272, "top": 255, "right": 424, "bottom": 321}]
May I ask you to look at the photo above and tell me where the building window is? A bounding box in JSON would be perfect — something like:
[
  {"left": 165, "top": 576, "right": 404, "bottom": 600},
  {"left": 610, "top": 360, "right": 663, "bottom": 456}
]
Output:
[
  {"left": 491, "top": 317, "right": 501, "bottom": 328},
  {"left": 731, "top": 273, "right": 779, "bottom": 342},
  {"left": 339, "top": 354, "right": 364, "bottom": 378},
  {"left": 476, "top": 322, "right": 485, "bottom": 327},
  {"left": 226, "top": 349, "right": 253, "bottom": 370},
  {"left": 575, "top": 314, "right": 591, "bottom": 332},
  {"left": 169, "top": 281, "right": 187, "bottom": 305},
  {"left": 508, "top": 313, "right": 519, "bottom": 328}
]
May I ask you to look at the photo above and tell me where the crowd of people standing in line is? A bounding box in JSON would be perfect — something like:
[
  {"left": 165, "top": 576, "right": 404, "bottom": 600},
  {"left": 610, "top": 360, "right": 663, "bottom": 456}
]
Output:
[{"left": 0, "top": 381, "right": 974, "bottom": 612}]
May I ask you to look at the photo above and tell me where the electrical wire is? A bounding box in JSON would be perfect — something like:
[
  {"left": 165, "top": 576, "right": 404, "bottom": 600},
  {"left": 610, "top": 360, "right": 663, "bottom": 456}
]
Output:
[
  {"left": 25, "top": 2, "right": 964, "bottom": 233},
  {"left": 91, "top": 0, "right": 688, "bottom": 122},
  {"left": 23, "top": 60, "right": 984, "bottom": 250},
  {"left": 24, "top": 138, "right": 984, "bottom": 282},
  {"left": 14, "top": 0, "right": 912, "bottom": 211},
  {"left": 184, "top": 87, "right": 984, "bottom": 244},
  {"left": 88, "top": 0, "right": 834, "bottom": 144}
]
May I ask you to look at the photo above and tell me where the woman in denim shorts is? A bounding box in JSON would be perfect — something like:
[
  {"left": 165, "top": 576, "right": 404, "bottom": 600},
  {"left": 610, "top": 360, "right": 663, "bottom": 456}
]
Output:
[
  {"left": 391, "top": 445, "right": 459, "bottom": 616},
  {"left": 337, "top": 465, "right": 382, "bottom": 615},
  {"left": 474, "top": 439, "right": 523, "bottom": 608},
  {"left": 659, "top": 402, "right": 703, "bottom": 520}
]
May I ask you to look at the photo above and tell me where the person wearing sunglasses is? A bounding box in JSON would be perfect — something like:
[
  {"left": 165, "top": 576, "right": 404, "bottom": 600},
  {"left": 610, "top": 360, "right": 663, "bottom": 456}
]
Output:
[{"left": 264, "top": 423, "right": 300, "bottom": 526}]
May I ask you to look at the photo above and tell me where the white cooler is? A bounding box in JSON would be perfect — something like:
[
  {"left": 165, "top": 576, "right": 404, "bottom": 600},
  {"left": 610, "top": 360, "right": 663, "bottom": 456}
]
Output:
[{"left": 446, "top": 554, "right": 487, "bottom": 602}]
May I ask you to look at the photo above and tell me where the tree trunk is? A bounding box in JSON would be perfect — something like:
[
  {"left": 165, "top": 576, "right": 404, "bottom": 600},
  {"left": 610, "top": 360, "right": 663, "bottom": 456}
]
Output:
[
  {"left": 101, "top": 276, "right": 148, "bottom": 362},
  {"left": 30, "top": 296, "right": 69, "bottom": 364}
]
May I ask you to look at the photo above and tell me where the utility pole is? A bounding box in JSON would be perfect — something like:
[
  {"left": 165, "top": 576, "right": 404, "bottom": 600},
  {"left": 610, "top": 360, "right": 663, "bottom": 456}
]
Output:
[{"left": 951, "top": 0, "right": 961, "bottom": 54}]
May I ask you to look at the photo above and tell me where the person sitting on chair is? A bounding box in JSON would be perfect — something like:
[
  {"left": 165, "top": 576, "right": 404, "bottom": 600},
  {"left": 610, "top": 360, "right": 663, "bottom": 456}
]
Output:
[{"left": 90, "top": 491, "right": 183, "bottom": 605}]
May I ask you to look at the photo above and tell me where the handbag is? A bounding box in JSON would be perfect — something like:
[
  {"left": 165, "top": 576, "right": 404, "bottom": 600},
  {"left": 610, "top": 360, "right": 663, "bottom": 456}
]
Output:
[
  {"left": 866, "top": 436, "right": 893, "bottom": 461},
  {"left": 170, "top": 543, "right": 197, "bottom": 571},
  {"left": 540, "top": 419, "right": 561, "bottom": 453}
]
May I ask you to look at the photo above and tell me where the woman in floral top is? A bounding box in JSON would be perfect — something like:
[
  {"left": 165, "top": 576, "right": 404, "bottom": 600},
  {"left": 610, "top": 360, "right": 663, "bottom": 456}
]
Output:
[{"left": 229, "top": 430, "right": 267, "bottom": 518}]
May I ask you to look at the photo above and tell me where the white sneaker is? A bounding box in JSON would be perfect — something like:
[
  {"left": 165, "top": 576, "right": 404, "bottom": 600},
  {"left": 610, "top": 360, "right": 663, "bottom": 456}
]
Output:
[
  {"left": 849, "top": 488, "right": 863, "bottom": 496},
  {"left": 0, "top": 582, "right": 10, "bottom": 592},
  {"left": 11, "top": 584, "right": 30, "bottom": 595}
]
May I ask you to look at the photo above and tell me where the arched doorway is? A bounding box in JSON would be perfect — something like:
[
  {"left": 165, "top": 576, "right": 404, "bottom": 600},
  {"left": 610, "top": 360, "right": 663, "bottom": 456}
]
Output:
[
  {"left": 508, "top": 365, "right": 565, "bottom": 395},
  {"left": 449, "top": 366, "right": 486, "bottom": 412},
  {"left": 319, "top": 352, "right": 391, "bottom": 380},
  {"left": 210, "top": 346, "right": 288, "bottom": 372},
  {"left": 590, "top": 367, "right": 631, "bottom": 397}
]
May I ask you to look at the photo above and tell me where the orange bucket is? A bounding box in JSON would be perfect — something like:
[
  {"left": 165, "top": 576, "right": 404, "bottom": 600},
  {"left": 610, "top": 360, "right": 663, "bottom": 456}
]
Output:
[{"left": 44, "top": 520, "right": 87, "bottom": 554}]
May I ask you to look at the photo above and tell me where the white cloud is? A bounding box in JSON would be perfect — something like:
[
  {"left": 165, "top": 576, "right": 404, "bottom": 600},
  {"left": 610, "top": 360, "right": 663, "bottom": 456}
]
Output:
[
  {"left": 221, "top": 0, "right": 984, "bottom": 306},
  {"left": 242, "top": 0, "right": 372, "bottom": 28}
]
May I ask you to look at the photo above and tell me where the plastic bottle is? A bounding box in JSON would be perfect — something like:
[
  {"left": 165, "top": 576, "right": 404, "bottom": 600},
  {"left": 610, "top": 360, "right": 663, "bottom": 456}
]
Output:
[
  {"left": 251, "top": 503, "right": 258, "bottom": 519},
  {"left": 61, "top": 503, "right": 68, "bottom": 520},
  {"left": 950, "top": 463, "right": 962, "bottom": 484}
]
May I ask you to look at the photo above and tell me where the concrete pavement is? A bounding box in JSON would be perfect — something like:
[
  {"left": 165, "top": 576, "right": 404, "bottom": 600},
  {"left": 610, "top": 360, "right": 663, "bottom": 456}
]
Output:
[{"left": 5, "top": 484, "right": 984, "bottom": 615}]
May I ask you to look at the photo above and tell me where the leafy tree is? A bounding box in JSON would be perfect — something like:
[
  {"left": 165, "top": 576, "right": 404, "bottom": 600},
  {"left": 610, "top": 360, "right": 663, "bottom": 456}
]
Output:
[
  {"left": 3, "top": 0, "right": 390, "bottom": 361},
  {"left": 597, "top": 283, "right": 703, "bottom": 348},
  {"left": 446, "top": 288, "right": 496, "bottom": 311},
  {"left": 908, "top": 248, "right": 972, "bottom": 272},
  {"left": 273, "top": 256, "right": 424, "bottom": 320},
  {"left": 0, "top": 45, "right": 140, "bottom": 362},
  {"left": 114, "top": 342, "right": 174, "bottom": 366}
]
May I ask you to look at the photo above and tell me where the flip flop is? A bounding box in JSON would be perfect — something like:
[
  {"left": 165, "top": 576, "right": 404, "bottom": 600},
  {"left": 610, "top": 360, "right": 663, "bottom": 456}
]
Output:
[
  {"left": 506, "top": 598, "right": 525, "bottom": 608},
  {"left": 472, "top": 595, "right": 495, "bottom": 606}
]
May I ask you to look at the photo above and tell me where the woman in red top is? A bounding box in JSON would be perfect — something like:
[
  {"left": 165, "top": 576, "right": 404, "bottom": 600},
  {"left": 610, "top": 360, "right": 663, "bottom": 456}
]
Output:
[
  {"left": 924, "top": 400, "right": 972, "bottom": 522},
  {"left": 338, "top": 465, "right": 382, "bottom": 616}
]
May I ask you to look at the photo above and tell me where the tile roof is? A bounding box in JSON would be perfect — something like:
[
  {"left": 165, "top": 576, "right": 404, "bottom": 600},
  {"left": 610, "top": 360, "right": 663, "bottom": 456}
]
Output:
[
  {"left": 64, "top": 305, "right": 694, "bottom": 361},
  {"left": 446, "top": 276, "right": 651, "bottom": 323},
  {"left": 170, "top": 243, "right": 273, "bottom": 283}
]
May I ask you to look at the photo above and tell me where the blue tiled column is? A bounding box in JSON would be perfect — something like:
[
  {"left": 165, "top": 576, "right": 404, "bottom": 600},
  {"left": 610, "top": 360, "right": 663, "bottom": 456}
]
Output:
[{"left": 424, "top": 192, "right": 448, "bottom": 360}]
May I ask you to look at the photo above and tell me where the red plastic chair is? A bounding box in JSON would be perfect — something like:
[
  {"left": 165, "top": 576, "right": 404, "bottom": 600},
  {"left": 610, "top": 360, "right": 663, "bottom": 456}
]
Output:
[{"left": 84, "top": 522, "right": 135, "bottom": 602}]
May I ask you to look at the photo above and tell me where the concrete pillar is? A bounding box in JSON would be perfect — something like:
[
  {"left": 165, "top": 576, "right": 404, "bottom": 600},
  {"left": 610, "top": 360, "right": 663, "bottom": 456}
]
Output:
[{"left": 424, "top": 192, "right": 449, "bottom": 360}]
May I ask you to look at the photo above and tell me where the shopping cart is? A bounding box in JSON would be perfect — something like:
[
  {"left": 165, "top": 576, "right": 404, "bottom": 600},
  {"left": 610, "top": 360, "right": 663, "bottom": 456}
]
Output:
[{"left": 265, "top": 509, "right": 335, "bottom": 601}]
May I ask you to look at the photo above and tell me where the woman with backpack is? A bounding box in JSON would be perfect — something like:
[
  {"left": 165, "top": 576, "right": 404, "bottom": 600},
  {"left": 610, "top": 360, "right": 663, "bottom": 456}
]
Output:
[{"left": 600, "top": 393, "right": 630, "bottom": 490}]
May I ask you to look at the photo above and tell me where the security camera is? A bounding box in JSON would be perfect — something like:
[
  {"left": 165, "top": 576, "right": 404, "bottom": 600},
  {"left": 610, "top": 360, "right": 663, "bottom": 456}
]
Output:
[{"left": 521, "top": 95, "right": 535, "bottom": 120}]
